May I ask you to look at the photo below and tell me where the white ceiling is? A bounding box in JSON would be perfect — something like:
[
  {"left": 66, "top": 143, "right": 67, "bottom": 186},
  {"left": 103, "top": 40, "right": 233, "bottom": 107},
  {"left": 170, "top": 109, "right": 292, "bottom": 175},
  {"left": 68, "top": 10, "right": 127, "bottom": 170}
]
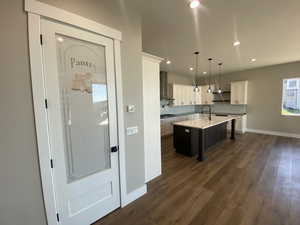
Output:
[{"left": 141, "top": 0, "right": 300, "bottom": 76}]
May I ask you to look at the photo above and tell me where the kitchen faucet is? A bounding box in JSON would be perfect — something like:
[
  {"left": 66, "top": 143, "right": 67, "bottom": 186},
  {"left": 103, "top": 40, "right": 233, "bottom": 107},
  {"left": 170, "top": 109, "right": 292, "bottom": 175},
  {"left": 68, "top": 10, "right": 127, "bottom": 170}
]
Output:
[{"left": 202, "top": 105, "right": 212, "bottom": 121}]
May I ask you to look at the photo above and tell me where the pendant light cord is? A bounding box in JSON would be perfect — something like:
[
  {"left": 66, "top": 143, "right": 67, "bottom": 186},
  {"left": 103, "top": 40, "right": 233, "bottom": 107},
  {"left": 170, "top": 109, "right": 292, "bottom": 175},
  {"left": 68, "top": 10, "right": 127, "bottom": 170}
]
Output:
[
  {"left": 194, "top": 52, "right": 199, "bottom": 91},
  {"left": 218, "top": 63, "right": 222, "bottom": 91},
  {"left": 208, "top": 58, "right": 212, "bottom": 89}
]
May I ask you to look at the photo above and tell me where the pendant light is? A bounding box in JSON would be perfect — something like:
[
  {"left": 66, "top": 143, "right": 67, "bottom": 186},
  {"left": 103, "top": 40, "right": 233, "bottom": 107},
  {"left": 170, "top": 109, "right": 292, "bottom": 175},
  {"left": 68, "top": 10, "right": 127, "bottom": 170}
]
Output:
[
  {"left": 207, "top": 58, "right": 213, "bottom": 93},
  {"left": 193, "top": 52, "right": 200, "bottom": 92},
  {"left": 217, "top": 62, "right": 223, "bottom": 94}
]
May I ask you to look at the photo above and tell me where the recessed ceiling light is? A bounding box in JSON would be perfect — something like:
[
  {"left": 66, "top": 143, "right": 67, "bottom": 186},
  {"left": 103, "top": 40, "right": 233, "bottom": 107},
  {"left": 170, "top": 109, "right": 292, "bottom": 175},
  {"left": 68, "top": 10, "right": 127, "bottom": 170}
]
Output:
[
  {"left": 189, "top": 0, "right": 200, "bottom": 9},
  {"left": 57, "top": 37, "right": 64, "bottom": 42},
  {"left": 166, "top": 60, "right": 171, "bottom": 64},
  {"left": 233, "top": 41, "right": 240, "bottom": 46},
  {"left": 251, "top": 58, "right": 257, "bottom": 62},
  {"left": 190, "top": 67, "right": 194, "bottom": 71},
  {"left": 203, "top": 71, "right": 207, "bottom": 75}
]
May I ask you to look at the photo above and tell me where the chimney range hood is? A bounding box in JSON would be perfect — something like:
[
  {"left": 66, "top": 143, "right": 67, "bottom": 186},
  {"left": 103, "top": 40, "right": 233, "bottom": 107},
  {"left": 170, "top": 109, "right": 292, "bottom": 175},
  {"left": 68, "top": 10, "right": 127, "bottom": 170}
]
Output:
[{"left": 160, "top": 71, "right": 169, "bottom": 100}]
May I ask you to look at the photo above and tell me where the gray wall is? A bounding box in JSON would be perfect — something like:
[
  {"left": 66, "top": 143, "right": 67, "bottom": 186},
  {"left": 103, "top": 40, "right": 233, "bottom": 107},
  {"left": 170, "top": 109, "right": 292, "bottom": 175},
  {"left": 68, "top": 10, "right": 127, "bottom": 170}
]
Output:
[
  {"left": 200, "top": 61, "right": 300, "bottom": 134},
  {"left": 0, "top": 0, "right": 145, "bottom": 224},
  {"left": 167, "top": 72, "right": 194, "bottom": 85},
  {"left": 0, "top": 1, "right": 47, "bottom": 225}
]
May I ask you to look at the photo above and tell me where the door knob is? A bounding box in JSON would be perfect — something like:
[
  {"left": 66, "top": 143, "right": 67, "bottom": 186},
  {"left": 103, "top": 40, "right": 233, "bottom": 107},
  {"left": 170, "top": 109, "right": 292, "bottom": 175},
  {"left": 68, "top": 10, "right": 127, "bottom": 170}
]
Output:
[{"left": 111, "top": 146, "right": 119, "bottom": 152}]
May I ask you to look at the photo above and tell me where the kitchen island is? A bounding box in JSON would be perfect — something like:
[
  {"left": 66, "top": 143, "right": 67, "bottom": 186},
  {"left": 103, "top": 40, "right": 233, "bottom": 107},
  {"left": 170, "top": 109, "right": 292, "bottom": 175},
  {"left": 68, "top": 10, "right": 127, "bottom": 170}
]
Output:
[{"left": 173, "top": 115, "right": 240, "bottom": 161}]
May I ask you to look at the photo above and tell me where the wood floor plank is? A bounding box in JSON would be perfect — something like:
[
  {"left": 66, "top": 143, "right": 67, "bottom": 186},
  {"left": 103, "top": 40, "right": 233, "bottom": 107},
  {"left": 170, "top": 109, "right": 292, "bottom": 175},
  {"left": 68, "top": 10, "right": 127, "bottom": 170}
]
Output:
[{"left": 93, "top": 134, "right": 300, "bottom": 225}]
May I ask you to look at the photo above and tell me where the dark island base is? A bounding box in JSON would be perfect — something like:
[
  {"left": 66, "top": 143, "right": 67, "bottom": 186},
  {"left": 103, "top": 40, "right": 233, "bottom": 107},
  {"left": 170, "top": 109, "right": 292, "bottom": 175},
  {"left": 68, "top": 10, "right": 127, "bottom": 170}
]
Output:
[{"left": 173, "top": 120, "right": 236, "bottom": 161}]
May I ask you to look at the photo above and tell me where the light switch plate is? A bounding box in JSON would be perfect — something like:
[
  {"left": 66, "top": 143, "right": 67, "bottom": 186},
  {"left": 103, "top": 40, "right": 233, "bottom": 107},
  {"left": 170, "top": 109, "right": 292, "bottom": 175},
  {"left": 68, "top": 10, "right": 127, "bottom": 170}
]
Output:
[{"left": 126, "top": 126, "right": 139, "bottom": 136}]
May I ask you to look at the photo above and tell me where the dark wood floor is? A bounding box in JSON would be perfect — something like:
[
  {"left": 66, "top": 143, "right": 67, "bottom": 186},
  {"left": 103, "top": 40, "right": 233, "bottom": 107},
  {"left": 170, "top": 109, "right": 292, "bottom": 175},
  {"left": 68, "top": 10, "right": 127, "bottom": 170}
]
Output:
[{"left": 94, "top": 133, "right": 300, "bottom": 225}]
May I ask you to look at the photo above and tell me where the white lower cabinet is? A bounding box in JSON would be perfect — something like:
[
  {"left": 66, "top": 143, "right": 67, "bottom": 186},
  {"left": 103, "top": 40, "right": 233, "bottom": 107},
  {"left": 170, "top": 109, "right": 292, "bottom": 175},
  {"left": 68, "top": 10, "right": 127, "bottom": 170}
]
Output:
[{"left": 227, "top": 115, "right": 247, "bottom": 134}]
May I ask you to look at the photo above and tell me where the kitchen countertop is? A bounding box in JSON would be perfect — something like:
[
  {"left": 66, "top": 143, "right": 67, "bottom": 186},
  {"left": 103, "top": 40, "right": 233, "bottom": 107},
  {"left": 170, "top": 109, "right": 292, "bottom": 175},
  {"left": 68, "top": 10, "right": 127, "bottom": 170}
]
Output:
[
  {"left": 160, "top": 112, "right": 246, "bottom": 120},
  {"left": 160, "top": 112, "right": 199, "bottom": 120},
  {"left": 173, "top": 115, "right": 241, "bottom": 129}
]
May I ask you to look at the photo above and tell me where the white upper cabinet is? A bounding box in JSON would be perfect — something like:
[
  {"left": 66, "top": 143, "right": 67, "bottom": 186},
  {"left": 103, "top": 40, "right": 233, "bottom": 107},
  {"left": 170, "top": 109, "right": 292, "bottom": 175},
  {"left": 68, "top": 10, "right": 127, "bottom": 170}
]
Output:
[
  {"left": 187, "top": 86, "right": 195, "bottom": 105},
  {"left": 201, "top": 85, "right": 214, "bottom": 105},
  {"left": 172, "top": 84, "right": 184, "bottom": 106},
  {"left": 194, "top": 87, "right": 202, "bottom": 105},
  {"left": 171, "top": 84, "right": 200, "bottom": 106},
  {"left": 231, "top": 81, "right": 248, "bottom": 105},
  {"left": 182, "top": 85, "right": 189, "bottom": 105}
]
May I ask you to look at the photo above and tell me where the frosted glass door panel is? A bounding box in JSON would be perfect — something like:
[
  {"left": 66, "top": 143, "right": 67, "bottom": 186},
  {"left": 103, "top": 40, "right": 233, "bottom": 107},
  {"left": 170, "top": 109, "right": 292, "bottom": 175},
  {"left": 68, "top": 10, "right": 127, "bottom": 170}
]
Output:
[{"left": 56, "top": 35, "right": 111, "bottom": 183}]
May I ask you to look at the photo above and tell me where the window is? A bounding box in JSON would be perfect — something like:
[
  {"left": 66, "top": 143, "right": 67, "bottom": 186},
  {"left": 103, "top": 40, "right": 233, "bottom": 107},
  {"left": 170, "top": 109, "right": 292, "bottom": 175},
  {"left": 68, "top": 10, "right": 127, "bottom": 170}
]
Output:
[
  {"left": 92, "top": 83, "right": 107, "bottom": 103},
  {"left": 282, "top": 78, "right": 300, "bottom": 116}
]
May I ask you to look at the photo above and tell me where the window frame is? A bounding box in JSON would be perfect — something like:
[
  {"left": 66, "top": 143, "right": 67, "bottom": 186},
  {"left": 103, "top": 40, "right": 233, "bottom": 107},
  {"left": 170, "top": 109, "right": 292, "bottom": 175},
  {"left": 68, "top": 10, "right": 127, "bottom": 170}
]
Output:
[{"left": 281, "top": 77, "right": 300, "bottom": 117}]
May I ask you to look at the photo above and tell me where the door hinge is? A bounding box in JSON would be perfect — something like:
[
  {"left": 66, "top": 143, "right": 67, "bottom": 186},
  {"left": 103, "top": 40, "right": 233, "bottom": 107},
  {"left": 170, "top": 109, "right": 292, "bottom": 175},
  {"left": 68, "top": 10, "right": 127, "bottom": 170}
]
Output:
[
  {"left": 56, "top": 213, "right": 60, "bottom": 222},
  {"left": 45, "top": 99, "right": 48, "bottom": 109},
  {"left": 111, "top": 146, "right": 119, "bottom": 153},
  {"left": 40, "top": 34, "right": 43, "bottom": 45},
  {"left": 50, "top": 159, "right": 54, "bottom": 169}
]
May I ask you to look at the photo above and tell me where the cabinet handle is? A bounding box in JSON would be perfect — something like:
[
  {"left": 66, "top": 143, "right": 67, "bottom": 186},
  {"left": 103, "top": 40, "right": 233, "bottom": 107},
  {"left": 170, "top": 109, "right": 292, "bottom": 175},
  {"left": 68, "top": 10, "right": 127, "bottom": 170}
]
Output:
[{"left": 185, "top": 129, "right": 190, "bottom": 133}]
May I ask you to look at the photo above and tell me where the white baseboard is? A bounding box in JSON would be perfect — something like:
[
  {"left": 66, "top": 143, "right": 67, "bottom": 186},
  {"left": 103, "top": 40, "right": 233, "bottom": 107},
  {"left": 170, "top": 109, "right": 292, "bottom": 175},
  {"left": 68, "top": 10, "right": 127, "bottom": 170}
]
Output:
[
  {"left": 246, "top": 128, "right": 300, "bottom": 139},
  {"left": 121, "top": 184, "right": 147, "bottom": 207}
]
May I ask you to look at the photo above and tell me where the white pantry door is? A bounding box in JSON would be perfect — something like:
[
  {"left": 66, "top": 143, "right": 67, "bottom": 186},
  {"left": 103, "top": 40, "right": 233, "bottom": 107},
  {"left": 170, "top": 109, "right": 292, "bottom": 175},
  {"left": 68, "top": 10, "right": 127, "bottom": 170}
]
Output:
[{"left": 41, "top": 19, "right": 120, "bottom": 225}]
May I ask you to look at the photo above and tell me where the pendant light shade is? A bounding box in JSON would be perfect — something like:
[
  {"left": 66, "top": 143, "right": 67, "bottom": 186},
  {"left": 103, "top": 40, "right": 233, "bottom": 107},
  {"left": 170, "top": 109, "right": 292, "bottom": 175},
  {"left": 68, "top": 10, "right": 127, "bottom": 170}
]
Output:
[
  {"left": 207, "top": 58, "right": 213, "bottom": 93},
  {"left": 193, "top": 51, "right": 200, "bottom": 92},
  {"left": 217, "top": 62, "right": 223, "bottom": 94}
]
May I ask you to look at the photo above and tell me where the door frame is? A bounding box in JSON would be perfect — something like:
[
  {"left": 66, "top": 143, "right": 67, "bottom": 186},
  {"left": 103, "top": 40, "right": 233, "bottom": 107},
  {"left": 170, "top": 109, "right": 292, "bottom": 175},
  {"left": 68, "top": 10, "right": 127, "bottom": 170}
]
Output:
[{"left": 25, "top": 1, "right": 128, "bottom": 224}]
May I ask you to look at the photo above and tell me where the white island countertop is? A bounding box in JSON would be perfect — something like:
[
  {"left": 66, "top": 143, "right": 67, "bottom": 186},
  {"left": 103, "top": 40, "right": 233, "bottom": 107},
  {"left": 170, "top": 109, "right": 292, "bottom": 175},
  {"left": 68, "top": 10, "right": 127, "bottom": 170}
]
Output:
[{"left": 173, "top": 115, "right": 241, "bottom": 129}]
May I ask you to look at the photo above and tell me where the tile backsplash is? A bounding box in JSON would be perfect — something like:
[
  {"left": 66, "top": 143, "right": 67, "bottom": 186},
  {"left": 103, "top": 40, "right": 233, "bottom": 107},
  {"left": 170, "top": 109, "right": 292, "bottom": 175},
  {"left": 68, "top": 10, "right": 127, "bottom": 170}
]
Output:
[
  {"left": 161, "top": 101, "right": 247, "bottom": 115},
  {"left": 196, "top": 104, "right": 247, "bottom": 114},
  {"left": 160, "top": 100, "right": 197, "bottom": 115}
]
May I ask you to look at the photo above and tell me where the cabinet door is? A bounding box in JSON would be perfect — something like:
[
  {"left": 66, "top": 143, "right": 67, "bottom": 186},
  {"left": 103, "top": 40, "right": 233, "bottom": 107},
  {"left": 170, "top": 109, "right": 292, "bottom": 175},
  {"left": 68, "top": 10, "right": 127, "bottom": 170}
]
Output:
[
  {"left": 173, "top": 126, "right": 192, "bottom": 156},
  {"left": 227, "top": 115, "right": 247, "bottom": 133},
  {"left": 182, "top": 85, "right": 189, "bottom": 105},
  {"left": 231, "top": 81, "right": 248, "bottom": 104},
  {"left": 201, "top": 85, "right": 208, "bottom": 104},
  {"left": 207, "top": 85, "right": 214, "bottom": 105},
  {"left": 231, "top": 82, "right": 240, "bottom": 104},
  {"left": 236, "top": 82, "right": 243, "bottom": 104},
  {"left": 202, "top": 85, "right": 214, "bottom": 104},
  {"left": 173, "top": 84, "right": 182, "bottom": 106},
  {"left": 188, "top": 86, "right": 196, "bottom": 105},
  {"left": 239, "top": 81, "right": 248, "bottom": 104},
  {"left": 182, "top": 85, "right": 193, "bottom": 105},
  {"left": 195, "top": 87, "right": 202, "bottom": 104}
]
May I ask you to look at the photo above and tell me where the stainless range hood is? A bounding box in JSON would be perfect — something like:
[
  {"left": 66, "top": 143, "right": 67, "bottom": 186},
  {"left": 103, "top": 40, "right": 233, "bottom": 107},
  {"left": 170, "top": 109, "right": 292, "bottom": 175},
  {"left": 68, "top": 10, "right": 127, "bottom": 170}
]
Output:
[{"left": 160, "top": 71, "right": 169, "bottom": 100}]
